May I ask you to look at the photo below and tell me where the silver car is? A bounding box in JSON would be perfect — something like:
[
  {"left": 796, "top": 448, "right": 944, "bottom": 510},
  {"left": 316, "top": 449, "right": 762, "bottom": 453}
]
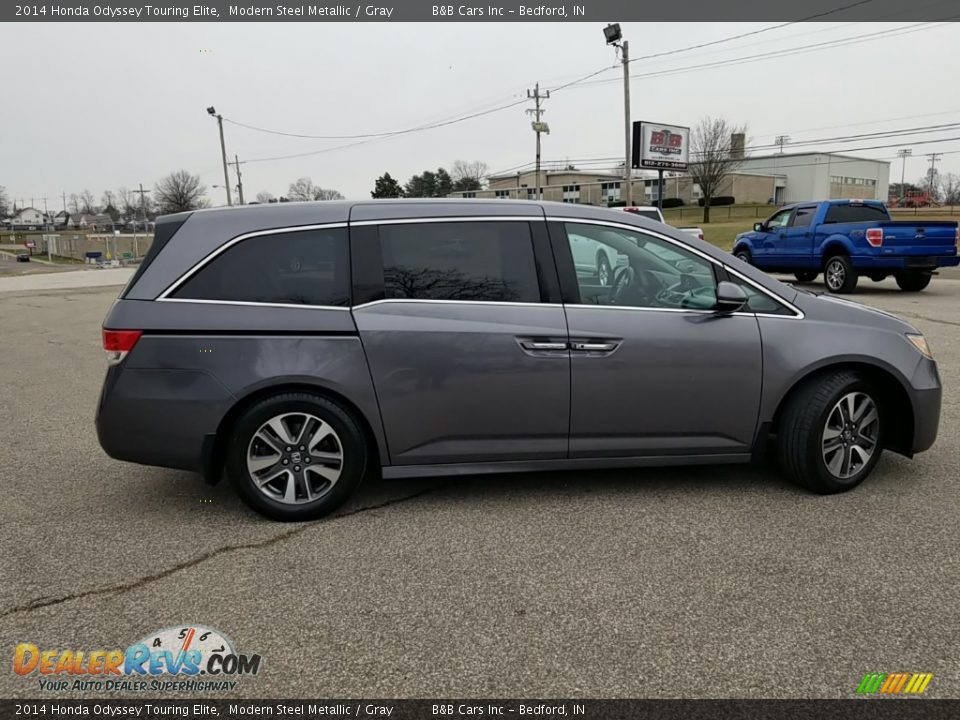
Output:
[{"left": 97, "top": 200, "right": 942, "bottom": 521}]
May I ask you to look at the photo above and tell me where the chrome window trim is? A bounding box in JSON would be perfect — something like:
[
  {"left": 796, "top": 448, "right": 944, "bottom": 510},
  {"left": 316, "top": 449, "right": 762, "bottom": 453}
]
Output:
[
  {"left": 157, "top": 222, "right": 349, "bottom": 300},
  {"left": 351, "top": 215, "right": 544, "bottom": 227},
  {"left": 157, "top": 298, "right": 351, "bottom": 311},
  {"left": 546, "top": 216, "right": 803, "bottom": 320},
  {"left": 722, "top": 264, "right": 805, "bottom": 319},
  {"left": 352, "top": 298, "right": 551, "bottom": 311}
]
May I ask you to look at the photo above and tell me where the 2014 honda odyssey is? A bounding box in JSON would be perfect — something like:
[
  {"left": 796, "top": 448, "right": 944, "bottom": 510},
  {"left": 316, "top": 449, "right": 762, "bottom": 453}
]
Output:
[{"left": 97, "top": 200, "right": 942, "bottom": 521}]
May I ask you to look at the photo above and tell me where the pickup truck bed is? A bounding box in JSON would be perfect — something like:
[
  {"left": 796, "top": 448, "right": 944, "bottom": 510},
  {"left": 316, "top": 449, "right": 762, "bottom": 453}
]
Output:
[{"left": 732, "top": 200, "right": 959, "bottom": 293}]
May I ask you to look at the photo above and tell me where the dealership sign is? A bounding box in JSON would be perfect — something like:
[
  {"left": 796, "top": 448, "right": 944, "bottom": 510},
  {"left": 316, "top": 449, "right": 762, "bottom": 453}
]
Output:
[{"left": 633, "top": 121, "right": 690, "bottom": 170}]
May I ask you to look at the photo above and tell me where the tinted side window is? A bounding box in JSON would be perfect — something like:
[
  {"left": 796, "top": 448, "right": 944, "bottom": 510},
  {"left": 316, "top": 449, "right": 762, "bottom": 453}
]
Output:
[
  {"left": 790, "top": 207, "right": 816, "bottom": 227},
  {"left": 736, "top": 283, "right": 794, "bottom": 315},
  {"left": 171, "top": 228, "right": 350, "bottom": 306},
  {"left": 379, "top": 221, "right": 540, "bottom": 303},
  {"left": 824, "top": 204, "right": 889, "bottom": 224},
  {"left": 766, "top": 209, "right": 793, "bottom": 230}
]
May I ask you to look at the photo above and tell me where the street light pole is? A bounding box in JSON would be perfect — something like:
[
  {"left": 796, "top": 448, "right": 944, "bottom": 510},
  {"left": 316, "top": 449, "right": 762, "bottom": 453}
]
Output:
[
  {"left": 604, "top": 24, "right": 632, "bottom": 207},
  {"left": 207, "top": 106, "right": 232, "bottom": 206}
]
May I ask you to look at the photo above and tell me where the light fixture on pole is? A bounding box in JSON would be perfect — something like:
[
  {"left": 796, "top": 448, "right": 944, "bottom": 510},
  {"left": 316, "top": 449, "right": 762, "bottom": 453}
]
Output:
[
  {"left": 604, "top": 23, "right": 631, "bottom": 206},
  {"left": 207, "top": 106, "right": 233, "bottom": 207},
  {"left": 896, "top": 148, "right": 912, "bottom": 203}
]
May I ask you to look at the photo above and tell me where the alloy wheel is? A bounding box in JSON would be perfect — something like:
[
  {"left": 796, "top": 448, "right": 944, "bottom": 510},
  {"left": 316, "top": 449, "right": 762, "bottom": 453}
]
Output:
[
  {"left": 246, "top": 412, "right": 343, "bottom": 504},
  {"left": 598, "top": 258, "right": 610, "bottom": 286},
  {"left": 826, "top": 259, "right": 845, "bottom": 291},
  {"left": 821, "top": 392, "right": 879, "bottom": 480}
]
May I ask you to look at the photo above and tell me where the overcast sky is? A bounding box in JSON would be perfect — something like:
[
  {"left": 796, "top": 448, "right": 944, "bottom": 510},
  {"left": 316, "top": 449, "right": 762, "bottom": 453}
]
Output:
[{"left": 2, "top": 20, "right": 959, "bottom": 207}]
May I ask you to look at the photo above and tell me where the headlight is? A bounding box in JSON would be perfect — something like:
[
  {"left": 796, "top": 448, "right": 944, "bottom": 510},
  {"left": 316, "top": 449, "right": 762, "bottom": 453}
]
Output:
[{"left": 906, "top": 333, "right": 933, "bottom": 360}]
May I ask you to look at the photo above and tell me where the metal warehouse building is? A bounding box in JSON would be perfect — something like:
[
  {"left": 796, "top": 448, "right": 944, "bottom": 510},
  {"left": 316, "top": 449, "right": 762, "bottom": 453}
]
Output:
[{"left": 736, "top": 152, "right": 891, "bottom": 205}]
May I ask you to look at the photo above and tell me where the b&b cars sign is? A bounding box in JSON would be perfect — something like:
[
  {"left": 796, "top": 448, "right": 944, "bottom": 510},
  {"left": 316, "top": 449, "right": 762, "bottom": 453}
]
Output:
[{"left": 633, "top": 121, "right": 690, "bottom": 170}]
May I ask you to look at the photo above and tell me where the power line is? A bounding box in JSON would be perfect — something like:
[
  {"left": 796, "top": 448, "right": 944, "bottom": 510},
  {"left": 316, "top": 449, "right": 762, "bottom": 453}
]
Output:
[
  {"left": 239, "top": 20, "right": 956, "bottom": 166},
  {"left": 570, "top": 22, "right": 954, "bottom": 90},
  {"left": 228, "top": 3, "right": 882, "bottom": 145}
]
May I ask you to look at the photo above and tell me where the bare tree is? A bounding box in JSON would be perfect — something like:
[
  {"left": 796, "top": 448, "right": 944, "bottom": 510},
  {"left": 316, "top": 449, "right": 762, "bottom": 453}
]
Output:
[
  {"left": 255, "top": 191, "right": 276, "bottom": 204},
  {"left": 154, "top": 170, "right": 208, "bottom": 214},
  {"left": 68, "top": 193, "right": 81, "bottom": 215},
  {"left": 117, "top": 187, "right": 136, "bottom": 220},
  {"left": 79, "top": 189, "right": 98, "bottom": 214},
  {"left": 0, "top": 186, "right": 9, "bottom": 218},
  {"left": 687, "top": 117, "right": 747, "bottom": 223},
  {"left": 941, "top": 172, "right": 960, "bottom": 206},
  {"left": 287, "top": 177, "right": 344, "bottom": 202},
  {"left": 451, "top": 160, "right": 489, "bottom": 192}
]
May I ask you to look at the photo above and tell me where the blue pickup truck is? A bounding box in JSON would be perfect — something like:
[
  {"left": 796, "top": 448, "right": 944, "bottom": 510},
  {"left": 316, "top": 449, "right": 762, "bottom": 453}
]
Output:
[{"left": 732, "top": 199, "right": 959, "bottom": 293}]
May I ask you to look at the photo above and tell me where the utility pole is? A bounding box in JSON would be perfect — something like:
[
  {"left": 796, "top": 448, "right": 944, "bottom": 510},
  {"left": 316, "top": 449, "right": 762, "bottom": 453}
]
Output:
[
  {"left": 526, "top": 83, "right": 550, "bottom": 201},
  {"left": 621, "top": 39, "right": 632, "bottom": 206},
  {"left": 207, "top": 106, "right": 232, "bottom": 206},
  {"left": 62, "top": 192, "right": 67, "bottom": 213},
  {"left": 230, "top": 155, "right": 245, "bottom": 205},
  {"left": 927, "top": 153, "right": 942, "bottom": 197},
  {"left": 775, "top": 135, "right": 791, "bottom": 154},
  {"left": 134, "top": 184, "right": 150, "bottom": 227},
  {"left": 897, "top": 149, "right": 912, "bottom": 202}
]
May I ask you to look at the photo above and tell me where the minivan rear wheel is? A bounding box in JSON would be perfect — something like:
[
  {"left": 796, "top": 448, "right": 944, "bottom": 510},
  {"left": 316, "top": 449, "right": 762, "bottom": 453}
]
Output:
[
  {"left": 777, "top": 371, "right": 883, "bottom": 494},
  {"left": 227, "top": 392, "right": 368, "bottom": 521}
]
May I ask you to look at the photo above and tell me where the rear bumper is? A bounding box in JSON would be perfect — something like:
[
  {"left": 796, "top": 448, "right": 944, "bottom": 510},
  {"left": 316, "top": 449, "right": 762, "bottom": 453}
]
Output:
[
  {"left": 96, "top": 364, "right": 234, "bottom": 472},
  {"left": 851, "top": 255, "right": 960, "bottom": 271},
  {"left": 908, "top": 359, "right": 942, "bottom": 454}
]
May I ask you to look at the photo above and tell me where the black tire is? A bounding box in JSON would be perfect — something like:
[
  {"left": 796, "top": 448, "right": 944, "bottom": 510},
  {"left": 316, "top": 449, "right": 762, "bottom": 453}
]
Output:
[
  {"left": 777, "top": 371, "right": 883, "bottom": 494},
  {"left": 823, "top": 255, "right": 858, "bottom": 293},
  {"left": 895, "top": 272, "right": 932, "bottom": 292},
  {"left": 734, "top": 248, "right": 752, "bottom": 265},
  {"left": 226, "top": 392, "right": 369, "bottom": 521},
  {"left": 597, "top": 253, "right": 612, "bottom": 287},
  {"left": 793, "top": 271, "right": 817, "bottom": 282}
]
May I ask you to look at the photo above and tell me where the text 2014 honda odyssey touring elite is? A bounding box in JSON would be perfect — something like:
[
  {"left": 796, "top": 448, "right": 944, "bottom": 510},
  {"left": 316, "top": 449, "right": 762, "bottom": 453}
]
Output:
[{"left": 97, "top": 200, "right": 942, "bottom": 521}]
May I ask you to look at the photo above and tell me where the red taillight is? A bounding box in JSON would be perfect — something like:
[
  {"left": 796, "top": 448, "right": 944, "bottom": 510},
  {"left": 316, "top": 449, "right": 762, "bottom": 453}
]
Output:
[
  {"left": 698, "top": 232, "right": 704, "bottom": 241},
  {"left": 865, "top": 228, "right": 883, "bottom": 247},
  {"left": 102, "top": 329, "right": 142, "bottom": 363}
]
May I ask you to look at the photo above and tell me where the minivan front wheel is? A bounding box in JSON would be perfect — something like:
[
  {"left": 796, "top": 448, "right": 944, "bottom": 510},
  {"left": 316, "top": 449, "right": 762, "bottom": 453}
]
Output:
[
  {"left": 777, "top": 371, "right": 883, "bottom": 494},
  {"left": 227, "top": 393, "right": 368, "bottom": 521}
]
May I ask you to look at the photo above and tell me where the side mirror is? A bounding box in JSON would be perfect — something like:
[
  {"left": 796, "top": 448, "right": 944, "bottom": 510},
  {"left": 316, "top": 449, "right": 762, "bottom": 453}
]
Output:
[
  {"left": 753, "top": 222, "right": 765, "bottom": 233},
  {"left": 714, "top": 281, "right": 748, "bottom": 314}
]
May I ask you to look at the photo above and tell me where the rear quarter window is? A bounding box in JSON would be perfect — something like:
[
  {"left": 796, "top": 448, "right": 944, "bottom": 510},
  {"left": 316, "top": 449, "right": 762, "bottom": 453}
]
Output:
[
  {"left": 823, "top": 204, "right": 889, "bottom": 224},
  {"left": 170, "top": 227, "right": 350, "bottom": 306}
]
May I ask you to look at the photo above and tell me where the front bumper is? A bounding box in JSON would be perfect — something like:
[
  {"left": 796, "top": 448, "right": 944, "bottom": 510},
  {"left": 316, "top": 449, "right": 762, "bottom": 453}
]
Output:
[{"left": 909, "top": 358, "right": 942, "bottom": 454}]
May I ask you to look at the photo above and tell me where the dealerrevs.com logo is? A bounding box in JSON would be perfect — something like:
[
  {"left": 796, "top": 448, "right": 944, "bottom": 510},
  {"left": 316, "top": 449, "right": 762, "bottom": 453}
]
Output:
[{"left": 13, "top": 625, "right": 262, "bottom": 693}]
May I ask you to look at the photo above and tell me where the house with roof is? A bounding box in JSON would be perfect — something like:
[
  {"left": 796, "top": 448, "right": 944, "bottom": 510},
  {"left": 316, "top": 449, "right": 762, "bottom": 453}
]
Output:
[{"left": 7, "top": 207, "right": 46, "bottom": 229}]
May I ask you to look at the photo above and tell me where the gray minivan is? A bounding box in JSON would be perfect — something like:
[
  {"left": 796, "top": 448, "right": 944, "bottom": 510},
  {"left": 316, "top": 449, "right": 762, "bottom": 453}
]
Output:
[{"left": 97, "top": 200, "right": 942, "bottom": 521}]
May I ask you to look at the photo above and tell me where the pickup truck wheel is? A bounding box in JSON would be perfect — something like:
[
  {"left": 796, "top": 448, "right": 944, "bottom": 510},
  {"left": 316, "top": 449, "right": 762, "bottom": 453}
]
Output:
[
  {"left": 777, "top": 371, "right": 883, "bottom": 494},
  {"left": 597, "top": 253, "right": 612, "bottom": 287},
  {"left": 794, "top": 271, "right": 817, "bottom": 282},
  {"left": 734, "top": 248, "right": 752, "bottom": 264},
  {"left": 895, "top": 272, "right": 932, "bottom": 292},
  {"left": 824, "top": 256, "right": 858, "bottom": 293}
]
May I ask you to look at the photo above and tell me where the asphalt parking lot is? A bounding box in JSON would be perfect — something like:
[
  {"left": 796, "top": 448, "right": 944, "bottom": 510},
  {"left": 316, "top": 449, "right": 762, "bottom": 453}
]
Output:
[{"left": 1, "top": 275, "right": 958, "bottom": 700}]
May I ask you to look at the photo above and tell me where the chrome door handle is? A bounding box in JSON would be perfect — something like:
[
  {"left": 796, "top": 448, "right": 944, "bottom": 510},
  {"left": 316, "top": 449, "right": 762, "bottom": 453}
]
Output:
[
  {"left": 521, "top": 341, "right": 568, "bottom": 351},
  {"left": 571, "top": 341, "right": 619, "bottom": 352}
]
